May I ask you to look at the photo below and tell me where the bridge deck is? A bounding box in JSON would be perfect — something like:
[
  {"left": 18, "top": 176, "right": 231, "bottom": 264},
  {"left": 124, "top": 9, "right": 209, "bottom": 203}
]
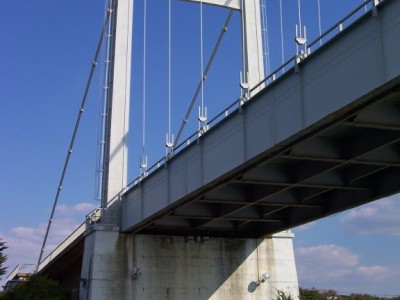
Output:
[{"left": 120, "top": 0, "right": 400, "bottom": 237}]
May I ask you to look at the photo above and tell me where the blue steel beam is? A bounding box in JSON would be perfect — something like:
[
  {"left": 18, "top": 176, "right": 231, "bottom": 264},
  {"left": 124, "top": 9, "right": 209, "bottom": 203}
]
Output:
[{"left": 117, "top": 0, "right": 400, "bottom": 238}]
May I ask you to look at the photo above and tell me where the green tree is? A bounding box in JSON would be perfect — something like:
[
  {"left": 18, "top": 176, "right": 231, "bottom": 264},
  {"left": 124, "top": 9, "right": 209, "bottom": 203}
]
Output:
[
  {"left": 300, "top": 287, "right": 329, "bottom": 300},
  {"left": 0, "top": 238, "right": 7, "bottom": 279},
  {"left": 0, "top": 275, "right": 66, "bottom": 300}
]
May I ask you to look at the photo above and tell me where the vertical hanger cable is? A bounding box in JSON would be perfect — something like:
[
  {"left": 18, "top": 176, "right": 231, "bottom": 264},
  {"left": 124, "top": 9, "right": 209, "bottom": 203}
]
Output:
[
  {"left": 279, "top": 0, "right": 285, "bottom": 70},
  {"left": 141, "top": 0, "right": 148, "bottom": 170},
  {"left": 166, "top": 0, "right": 174, "bottom": 149},
  {"left": 260, "top": 0, "right": 270, "bottom": 77},
  {"left": 240, "top": 0, "right": 247, "bottom": 88},
  {"left": 198, "top": 0, "right": 207, "bottom": 123},
  {"left": 297, "top": 0, "right": 302, "bottom": 30},
  {"left": 200, "top": 0, "right": 204, "bottom": 112},
  {"left": 295, "top": 0, "right": 307, "bottom": 54},
  {"left": 317, "top": 0, "right": 322, "bottom": 45},
  {"left": 168, "top": 0, "right": 172, "bottom": 140}
]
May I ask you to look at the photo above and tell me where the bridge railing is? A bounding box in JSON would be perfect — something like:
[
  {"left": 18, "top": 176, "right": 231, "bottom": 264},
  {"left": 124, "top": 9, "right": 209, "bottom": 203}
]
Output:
[
  {"left": 37, "top": 207, "right": 121, "bottom": 272},
  {"left": 36, "top": 221, "right": 87, "bottom": 273},
  {"left": 252, "top": 0, "right": 379, "bottom": 92},
  {"left": 85, "top": 206, "right": 120, "bottom": 229},
  {"left": 125, "top": 0, "right": 382, "bottom": 191},
  {"left": 307, "top": 0, "right": 378, "bottom": 52}
]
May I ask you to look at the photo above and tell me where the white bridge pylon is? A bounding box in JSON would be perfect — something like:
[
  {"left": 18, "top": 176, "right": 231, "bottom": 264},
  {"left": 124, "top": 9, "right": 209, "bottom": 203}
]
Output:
[
  {"left": 102, "top": 0, "right": 266, "bottom": 207},
  {"left": 182, "top": 0, "right": 265, "bottom": 96},
  {"left": 180, "top": 0, "right": 240, "bottom": 10}
]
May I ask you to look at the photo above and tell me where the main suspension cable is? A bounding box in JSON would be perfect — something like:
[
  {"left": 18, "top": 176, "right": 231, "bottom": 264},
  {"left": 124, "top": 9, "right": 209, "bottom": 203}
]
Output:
[
  {"left": 173, "top": 10, "right": 234, "bottom": 148},
  {"left": 36, "top": 5, "right": 113, "bottom": 271}
]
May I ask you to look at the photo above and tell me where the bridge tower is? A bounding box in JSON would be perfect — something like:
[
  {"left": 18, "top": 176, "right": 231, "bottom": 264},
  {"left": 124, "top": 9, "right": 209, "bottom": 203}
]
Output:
[{"left": 80, "top": 0, "right": 299, "bottom": 299}]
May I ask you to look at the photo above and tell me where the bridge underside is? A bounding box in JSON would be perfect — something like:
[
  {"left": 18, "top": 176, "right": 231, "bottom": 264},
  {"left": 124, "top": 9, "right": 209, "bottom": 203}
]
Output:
[
  {"left": 132, "top": 79, "right": 400, "bottom": 238},
  {"left": 39, "top": 238, "right": 84, "bottom": 295}
]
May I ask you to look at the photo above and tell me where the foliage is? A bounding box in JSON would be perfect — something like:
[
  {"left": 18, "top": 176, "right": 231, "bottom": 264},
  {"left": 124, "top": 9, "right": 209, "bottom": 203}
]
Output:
[
  {"left": 0, "top": 238, "right": 8, "bottom": 279},
  {"left": 276, "top": 289, "right": 295, "bottom": 300},
  {"left": 300, "top": 288, "right": 328, "bottom": 300},
  {"left": 0, "top": 275, "right": 66, "bottom": 300}
]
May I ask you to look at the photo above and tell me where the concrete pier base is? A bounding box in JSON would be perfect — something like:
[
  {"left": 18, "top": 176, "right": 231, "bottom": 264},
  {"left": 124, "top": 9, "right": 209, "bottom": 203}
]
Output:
[{"left": 80, "top": 227, "right": 298, "bottom": 300}]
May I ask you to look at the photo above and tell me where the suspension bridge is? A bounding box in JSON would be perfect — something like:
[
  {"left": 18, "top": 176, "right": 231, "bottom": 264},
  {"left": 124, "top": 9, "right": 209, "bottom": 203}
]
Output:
[{"left": 6, "top": 0, "right": 400, "bottom": 299}]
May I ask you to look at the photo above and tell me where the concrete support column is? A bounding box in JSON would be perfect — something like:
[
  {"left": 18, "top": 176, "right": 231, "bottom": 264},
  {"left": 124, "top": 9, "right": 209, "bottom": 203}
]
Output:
[
  {"left": 266, "top": 231, "right": 300, "bottom": 299},
  {"left": 80, "top": 225, "right": 131, "bottom": 300},
  {"left": 81, "top": 232, "right": 299, "bottom": 300}
]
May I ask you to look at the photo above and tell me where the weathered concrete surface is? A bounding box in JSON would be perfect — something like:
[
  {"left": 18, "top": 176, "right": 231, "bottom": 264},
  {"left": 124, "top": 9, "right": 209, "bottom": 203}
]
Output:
[{"left": 80, "top": 229, "right": 298, "bottom": 299}]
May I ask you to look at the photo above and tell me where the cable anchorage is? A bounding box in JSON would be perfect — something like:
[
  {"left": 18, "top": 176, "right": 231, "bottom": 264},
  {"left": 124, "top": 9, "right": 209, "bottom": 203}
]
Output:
[{"left": 295, "top": 0, "right": 308, "bottom": 69}]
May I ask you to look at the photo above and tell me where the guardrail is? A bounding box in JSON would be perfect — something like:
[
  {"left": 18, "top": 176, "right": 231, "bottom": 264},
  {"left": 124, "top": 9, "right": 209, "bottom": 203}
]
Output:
[
  {"left": 36, "top": 221, "right": 86, "bottom": 273},
  {"left": 36, "top": 208, "right": 120, "bottom": 272},
  {"left": 85, "top": 207, "right": 119, "bottom": 230}
]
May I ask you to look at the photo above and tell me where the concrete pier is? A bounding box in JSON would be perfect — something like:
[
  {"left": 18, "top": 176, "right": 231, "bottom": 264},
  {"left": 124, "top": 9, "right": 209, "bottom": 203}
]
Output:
[{"left": 80, "top": 227, "right": 298, "bottom": 299}]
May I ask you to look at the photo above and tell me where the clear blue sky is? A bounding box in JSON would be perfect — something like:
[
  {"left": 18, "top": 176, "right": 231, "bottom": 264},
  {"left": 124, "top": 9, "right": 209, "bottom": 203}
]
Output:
[{"left": 1, "top": 0, "right": 399, "bottom": 296}]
